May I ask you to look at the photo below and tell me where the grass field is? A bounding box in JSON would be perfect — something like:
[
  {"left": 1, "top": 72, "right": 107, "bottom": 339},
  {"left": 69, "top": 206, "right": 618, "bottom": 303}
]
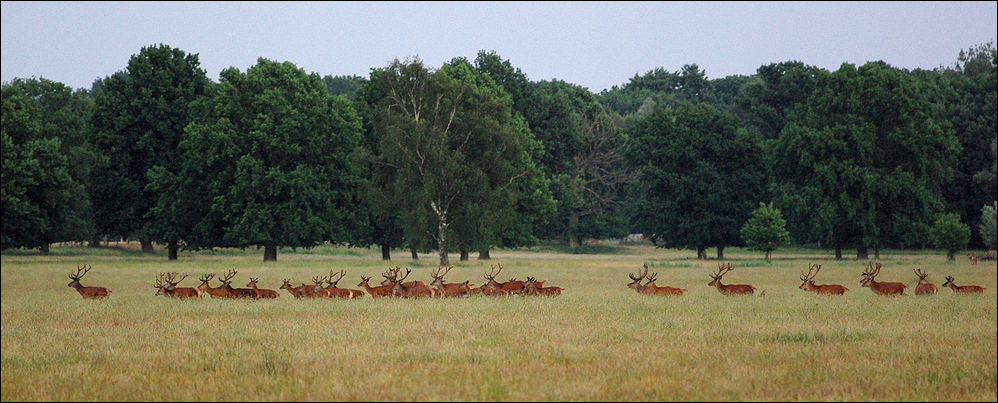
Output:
[{"left": 2, "top": 243, "right": 996, "bottom": 401}]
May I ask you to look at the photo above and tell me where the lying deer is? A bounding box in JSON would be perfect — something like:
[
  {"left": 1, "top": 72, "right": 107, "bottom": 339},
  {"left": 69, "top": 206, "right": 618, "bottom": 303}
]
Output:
[
  {"left": 429, "top": 265, "right": 473, "bottom": 297},
  {"left": 358, "top": 271, "right": 396, "bottom": 298},
  {"left": 798, "top": 263, "right": 848, "bottom": 295},
  {"left": 323, "top": 270, "right": 365, "bottom": 299},
  {"left": 154, "top": 272, "right": 201, "bottom": 298},
  {"left": 67, "top": 264, "right": 111, "bottom": 299},
  {"left": 707, "top": 263, "right": 755, "bottom": 295},
  {"left": 912, "top": 268, "right": 938, "bottom": 296},
  {"left": 246, "top": 277, "right": 279, "bottom": 299},
  {"left": 627, "top": 264, "right": 685, "bottom": 296},
  {"left": 941, "top": 276, "right": 985, "bottom": 294},
  {"left": 860, "top": 262, "right": 907, "bottom": 296},
  {"left": 523, "top": 276, "right": 563, "bottom": 296},
  {"left": 198, "top": 273, "right": 232, "bottom": 298}
]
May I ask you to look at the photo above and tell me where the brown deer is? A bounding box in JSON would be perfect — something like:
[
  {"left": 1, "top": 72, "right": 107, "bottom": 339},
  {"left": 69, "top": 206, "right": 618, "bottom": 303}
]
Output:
[
  {"left": 67, "top": 264, "right": 111, "bottom": 299},
  {"left": 197, "top": 273, "right": 232, "bottom": 298},
  {"left": 627, "top": 264, "right": 686, "bottom": 296},
  {"left": 798, "top": 264, "right": 848, "bottom": 295},
  {"left": 322, "top": 270, "right": 365, "bottom": 299},
  {"left": 217, "top": 269, "right": 256, "bottom": 298},
  {"left": 358, "top": 269, "right": 398, "bottom": 298},
  {"left": 429, "top": 265, "right": 472, "bottom": 297},
  {"left": 707, "top": 263, "right": 756, "bottom": 295},
  {"left": 941, "top": 276, "right": 985, "bottom": 294},
  {"left": 155, "top": 272, "right": 202, "bottom": 298},
  {"left": 280, "top": 279, "right": 305, "bottom": 298},
  {"left": 912, "top": 269, "right": 938, "bottom": 296},
  {"left": 968, "top": 252, "right": 979, "bottom": 266},
  {"left": 859, "top": 262, "right": 907, "bottom": 296},
  {"left": 483, "top": 263, "right": 524, "bottom": 295},
  {"left": 246, "top": 277, "right": 279, "bottom": 299},
  {"left": 388, "top": 267, "right": 436, "bottom": 298},
  {"left": 523, "top": 277, "right": 563, "bottom": 296}
]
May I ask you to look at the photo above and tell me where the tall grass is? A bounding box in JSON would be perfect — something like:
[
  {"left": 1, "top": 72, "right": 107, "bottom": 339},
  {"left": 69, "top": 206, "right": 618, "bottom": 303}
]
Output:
[{"left": 2, "top": 244, "right": 996, "bottom": 401}]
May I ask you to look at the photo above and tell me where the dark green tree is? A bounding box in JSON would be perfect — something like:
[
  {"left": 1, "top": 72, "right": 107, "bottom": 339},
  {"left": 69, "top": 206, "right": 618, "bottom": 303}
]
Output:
[
  {"left": 930, "top": 213, "right": 971, "bottom": 260},
  {"left": 90, "top": 44, "right": 209, "bottom": 257},
  {"left": 626, "top": 101, "right": 767, "bottom": 259},
  {"left": 322, "top": 74, "right": 366, "bottom": 100},
  {"left": 980, "top": 201, "right": 997, "bottom": 251},
  {"left": 770, "top": 61, "right": 960, "bottom": 259},
  {"left": 179, "top": 58, "right": 364, "bottom": 261},
  {"left": 740, "top": 202, "right": 792, "bottom": 263}
]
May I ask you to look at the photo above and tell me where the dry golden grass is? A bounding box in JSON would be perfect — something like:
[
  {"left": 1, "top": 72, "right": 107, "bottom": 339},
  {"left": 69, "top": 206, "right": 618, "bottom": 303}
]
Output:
[{"left": 2, "top": 243, "right": 996, "bottom": 401}]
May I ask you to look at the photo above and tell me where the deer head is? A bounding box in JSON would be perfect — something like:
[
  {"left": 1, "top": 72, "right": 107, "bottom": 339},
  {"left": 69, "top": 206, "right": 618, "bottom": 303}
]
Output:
[
  {"left": 67, "top": 264, "right": 92, "bottom": 288},
  {"left": 627, "top": 264, "right": 649, "bottom": 291},
  {"left": 799, "top": 263, "right": 821, "bottom": 290}
]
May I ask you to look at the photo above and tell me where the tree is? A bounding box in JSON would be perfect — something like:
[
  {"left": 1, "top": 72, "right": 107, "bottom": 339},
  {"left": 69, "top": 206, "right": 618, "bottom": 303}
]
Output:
[
  {"left": 322, "top": 74, "right": 366, "bottom": 100},
  {"left": 740, "top": 202, "right": 791, "bottom": 263},
  {"left": 178, "top": 58, "right": 364, "bottom": 261},
  {"left": 626, "top": 101, "right": 766, "bottom": 259},
  {"left": 90, "top": 44, "right": 209, "bottom": 257},
  {"left": 930, "top": 213, "right": 971, "bottom": 261},
  {"left": 769, "top": 61, "right": 960, "bottom": 259},
  {"left": 981, "top": 201, "right": 997, "bottom": 251},
  {"left": 1, "top": 78, "right": 94, "bottom": 253}
]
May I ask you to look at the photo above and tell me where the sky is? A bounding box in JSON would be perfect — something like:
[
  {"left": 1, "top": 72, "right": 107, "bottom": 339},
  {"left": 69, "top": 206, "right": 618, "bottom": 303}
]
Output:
[{"left": 2, "top": 1, "right": 996, "bottom": 94}]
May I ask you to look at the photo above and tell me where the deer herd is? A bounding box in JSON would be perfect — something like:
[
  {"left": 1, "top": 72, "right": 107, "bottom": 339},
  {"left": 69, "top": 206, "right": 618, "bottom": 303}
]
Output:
[{"left": 67, "top": 260, "right": 988, "bottom": 300}]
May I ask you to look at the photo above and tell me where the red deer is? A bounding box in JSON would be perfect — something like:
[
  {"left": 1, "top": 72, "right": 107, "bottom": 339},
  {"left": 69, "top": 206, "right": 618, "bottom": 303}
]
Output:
[
  {"left": 707, "top": 263, "right": 755, "bottom": 295},
  {"left": 912, "top": 269, "right": 938, "bottom": 296},
  {"left": 322, "top": 270, "right": 365, "bottom": 299},
  {"left": 280, "top": 279, "right": 305, "bottom": 298},
  {"left": 197, "top": 273, "right": 232, "bottom": 299},
  {"left": 483, "top": 264, "right": 524, "bottom": 296},
  {"left": 67, "top": 264, "right": 111, "bottom": 299},
  {"left": 627, "top": 264, "right": 685, "bottom": 296},
  {"left": 154, "top": 272, "right": 202, "bottom": 298},
  {"left": 358, "top": 269, "right": 398, "bottom": 298},
  {"left": 798, "top": 264, "right": 848, "bottom": 295},
  {"left": 217, "top": 269, "right": 256, "bottom": 298},
  {"left": 246, "top": 277, "right": 279, "bottom": 299},
  {"left": 941, "top": 276, "right": 985, "bottom": 294},
  {"left": 429, "top": 266, "right": 472, "bottom": 297},
  {"left": 968, "top": 252, "right": 979, "bottom": 266},
  {"left": 860, "top": 262, "right": 907, "bottom": 296},
  {"left": 523, "top": 277, "right": 563, "bottom": 296},
  {"left": 388, "top": 267, "right": 436, "bottom": 298}
]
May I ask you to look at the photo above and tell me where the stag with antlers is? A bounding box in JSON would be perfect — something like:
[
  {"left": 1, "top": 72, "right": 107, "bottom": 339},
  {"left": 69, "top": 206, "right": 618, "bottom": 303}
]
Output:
[
  {"left": 483, "top": 263, "right": 524, "bottom": 296},
  {"left": 67, "top": 264, "right": 111, "bottom": 299},
  {"left": 523, "top": 277, "right": 563, "bottom": 296},
  {"left": 216, "top": 269, "right": 256, "bottom": 298},
  {"left": 197, "top": 273, "right": 232, "bottom": 298},
  {"left": 912, "top": 269, "right": 938, "bottom": 296},
  {"left": 429, "top": 266, "right": 473, "bottom": 297},
  {"left": 357, "top": 269, "right": 398, "bottom": 298},
  {"left": 941, "top": 276, "right": 985, "bottom": 294},
  {"left": 387, "top": 267, "right": 436, "bottom": 298},
  {"left": 860, "top": 262, "right": 907, "bottom": 296},
  {"left": 322, "top": 270, "right": 365, "bottom": 299},
  {"left": 154, "top": 272, "right": 201, "bottom": 298},
  {"left": 707, "top": 263, "right": 755, "bottom": 295},
  {"left": 627, "top": 264, "right": 685, "bottom": 296},
  {"left": 798, "top": 264, "right": 848, "bottom": 295}
]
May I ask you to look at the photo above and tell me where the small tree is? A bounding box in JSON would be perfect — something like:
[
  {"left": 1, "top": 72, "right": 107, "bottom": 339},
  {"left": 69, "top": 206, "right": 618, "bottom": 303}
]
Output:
[
  {"left": 930, "top": 213, "right": 971, "bottom": 261},
  {"left": 981, "top": 201, "right": 997, "bottom": 251},
  {"left": 740, "top": 202, "right": 791, "bottom": 263}
]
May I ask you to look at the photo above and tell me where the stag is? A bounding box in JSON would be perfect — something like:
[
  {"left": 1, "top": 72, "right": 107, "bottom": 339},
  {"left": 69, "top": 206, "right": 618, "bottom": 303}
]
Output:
[
  {"left": 358, "top": 270, "right": 397, "bottom": 298},
  {"left": 483, "top": 263, "right": 524, "bottom": 296},
  {"left": 322, "top": 270, "right": 365, "bottom": 299},
  {"left": 523, "top": 277, "right": 563, "bottom": 296},
  {"left": 429, "top": 266, "right": 472, "bottom": 297},
  {"left": 627, "top": 264, "right": 685, "bottom": 296},
  {"left": 217, "top": 269, "right": 256, "bottom": 298},
  {"left": 197, "top": 273, "right": 232, "bottom": 298},
  {"left": 859, "top": 262, "right": 907, "bottom": 296},
  {"left": 246, "top": 277, "right": 279, "bottom": 299},
  {"left": 67, "top": 264, "right": 111, "bottom": 299},
  {"left": 941, "top": 276, "right": 985, "bottom": 294},
  {"left": 388, "top": 267, "right": 436, "bottom": 298},
  {"left": 154, "top": 272, "right": 201, "bottom": 298},
  {"left": 798, "top": 264, "right": 848, "bottom": 295},
  {"left": 707, "top": 263, "right": 756, "bottom": 295},
  {"left": 280, "top": 279, "right": 305, "bottom": 298},
  {"left": 912, "top": 269, "right": 938, "bottom": 296}
]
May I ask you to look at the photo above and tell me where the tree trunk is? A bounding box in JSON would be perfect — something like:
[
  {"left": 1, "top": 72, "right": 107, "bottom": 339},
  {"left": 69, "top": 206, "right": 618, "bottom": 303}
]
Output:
[
  {"left": 459, "top": 249, "right": 469, "bottom": 261},
  {"left": 874, "top": 247, "right": 880, "bottom": 260},
  {"left": 765, "top": 251, "right": 772, "bottom": 263},
  {"left": 478, "top": 248, "right": 491, "bottom": 260},
  {"left": 947, "top": 250, "right": 956, "bottom": 261},
  {"left": 835, "top": 245, "right": 843, "bottom": 260},
  {"left": 567, "top": 210, "right": 581, "bottom": 247},
  {"left": 140, "top": 239, "right": 155, "bottom": 253},
  {"left": 716, "top": 245, "right": 725, "bottom": 259},
  {"left": 89, "top": 234, "right": 102, "bottom": 248},
  {"left": 167, "top": 240, "right": 178, "bottom": 260},
  {"left": 697, "top": 246, "right": 707, "bottom": 260},
  {"left": 39, "top": 243, "right": 50, "bottom": 256},
  {"left": 381, "top": 244, "right": 392, "bottom": 260},
  {"left": 410, "top": 247, "right": 419, "bottom": 260},
  {"left": 264, "top": 243, "right": 277, "bottom": 261},
  {"left": 857, "top": 247, "right": 869, "bottom": 260}
]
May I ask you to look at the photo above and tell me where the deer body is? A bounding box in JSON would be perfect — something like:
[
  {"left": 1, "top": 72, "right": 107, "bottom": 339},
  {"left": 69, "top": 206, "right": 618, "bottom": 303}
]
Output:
[
  {"left": 154, "top": 272, "right": 201, "bottom": 299},
  {"left": 861, "top": 262, "right": 907, "bottom": 296},
  {"left": 67, "top": 265, "right": 111, "bottom": 299},
  {"left": 799, "top": 264, "right": 847, "bottom": 295},
  {"left": 524, "top": 277, "right": 563, "bottom": 296},
  {"left": 913, "top": 269, "right": 938, "bottom": 296},
  {"left": 280, "top": 279, "right": 305, "bottom": 298},
  {"left": 247, "top": 278, "right": 279, "bottom": 299},
  {"left": 627, "top": 264, "right": 686, "bottom": 296},
  {"left": 198, "top": 274, "right": 232, "bottom": 298},
  {"left": 322, "top": 270, "right": 365, "bottom": 299},
  {"left": 942, "top": 276, "right": 985, "bottom": 294},
  {"left": 708, "top": 263, "right": 755, "bottom": 295},
  {"left": 358, "top": 275, "right": 395, "bottom": 298}
]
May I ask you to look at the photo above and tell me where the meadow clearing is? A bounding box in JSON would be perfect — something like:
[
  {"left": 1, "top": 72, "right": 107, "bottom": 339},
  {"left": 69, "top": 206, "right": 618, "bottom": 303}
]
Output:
[{"left": 1, "top": 242, "right": 996, "bottom": 401}]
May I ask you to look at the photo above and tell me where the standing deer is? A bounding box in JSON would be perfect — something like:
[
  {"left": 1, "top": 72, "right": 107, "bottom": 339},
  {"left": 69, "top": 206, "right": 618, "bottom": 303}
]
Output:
[
  {"left": 523, "top": 277, "right": 563, "bottom": 296},
  {"left": 67, "top": 264, "right": 111, "bottom": 299},
  {"left": 798, "top": 264, "right": 848, "bottom": 295},
  {"left": 198, "top": 273, "right": 232, "bottom": 298},
  {"left": 429, "top": 266, "right": 472, "bottom": 297},
  {"left": 912, "top": 269, "right": 938, "bottom": 296},
  {"left": 941, "top": 276, "right": 985, "bottom": 294},
  {"left": 707, "top": 263, "right": 756, "bottom": 295},
  {"left": 154, "top": 272, "right": 201, "bottom": 298},
  {"left": 860, "top": 262, "right": 907, "bottom": 296}
]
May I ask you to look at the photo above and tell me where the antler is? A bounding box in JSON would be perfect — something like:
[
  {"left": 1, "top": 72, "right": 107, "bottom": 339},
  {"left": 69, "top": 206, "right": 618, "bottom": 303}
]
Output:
[
  {"left": 485, "top": 264, "right": 501, "bottom": 281},
  {"left": 199, "top": 273, "right": 215, "bottom": 283},
  {"left": 164, "top": 272, "right": 187, "bottom": 287},
  {"left": 913, "top": 268, "right": 928, "bottom": 280},
  {"left": 327, "top": 269, "right": 346, "bottom": 286},
  {"left": 801, "top": 263, "right": 819, "bottom": 282},
  {"left": 431, "top": 265, "right": 452, "bottom": 280},
  {"left": 382, "top": 267, "right": 398, "bottom": 283},
  {"left": 711, "top": 263, "right": 734, "bottom": 279},
  {"left": 396, "top": 267, "right": 411, "bottom": 283},
  {"left": 630, "top": 264, "right": 649, "bottom": 281},
  {"left": 154, "top": 272, "right": 167, "bottom": 289},
  {"left": 647, "top": 272, "right": 658, "bottom": 283},
  {"left": 70, "top": 264, "right": 91, "bottom": 280},
  {"left": 220, "top": 269, "right": 237, "bottom": 284}
]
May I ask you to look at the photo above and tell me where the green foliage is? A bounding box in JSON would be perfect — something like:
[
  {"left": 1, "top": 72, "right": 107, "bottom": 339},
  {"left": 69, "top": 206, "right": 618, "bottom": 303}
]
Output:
[
  {"left": 178, "top": 58, "right": 364, "bottom": 261},
  {"left": 321, "top": 74, "right": 365, "bottom": 100},
  {"left": 981, "top": 201, "right": 997, "bottom": 250},
  {"left": 740, "top": 202, "right": 791, "bottom": 262},
  {"left": 625, "top": 101, "right": 767, "bottom": 258},
  {"left": 930, "top": 213, "right": 971, "bottom": 260}
]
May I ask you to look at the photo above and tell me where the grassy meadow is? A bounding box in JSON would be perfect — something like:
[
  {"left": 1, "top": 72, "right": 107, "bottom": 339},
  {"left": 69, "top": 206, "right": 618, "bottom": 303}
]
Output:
[{"left": 1, "top": 242, "right": 996, "bottom": 401}]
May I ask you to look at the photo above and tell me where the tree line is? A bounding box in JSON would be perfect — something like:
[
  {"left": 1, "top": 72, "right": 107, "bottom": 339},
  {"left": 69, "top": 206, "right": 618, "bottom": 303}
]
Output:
[{"left": 3, "top": 42, "right": 996, "bottom": 264}]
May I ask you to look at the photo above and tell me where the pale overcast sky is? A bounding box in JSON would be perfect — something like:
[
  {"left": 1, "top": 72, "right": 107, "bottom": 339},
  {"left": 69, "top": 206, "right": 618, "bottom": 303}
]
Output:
[{"left": 2, "top": 1, "right": 996, "bottom": 93}]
